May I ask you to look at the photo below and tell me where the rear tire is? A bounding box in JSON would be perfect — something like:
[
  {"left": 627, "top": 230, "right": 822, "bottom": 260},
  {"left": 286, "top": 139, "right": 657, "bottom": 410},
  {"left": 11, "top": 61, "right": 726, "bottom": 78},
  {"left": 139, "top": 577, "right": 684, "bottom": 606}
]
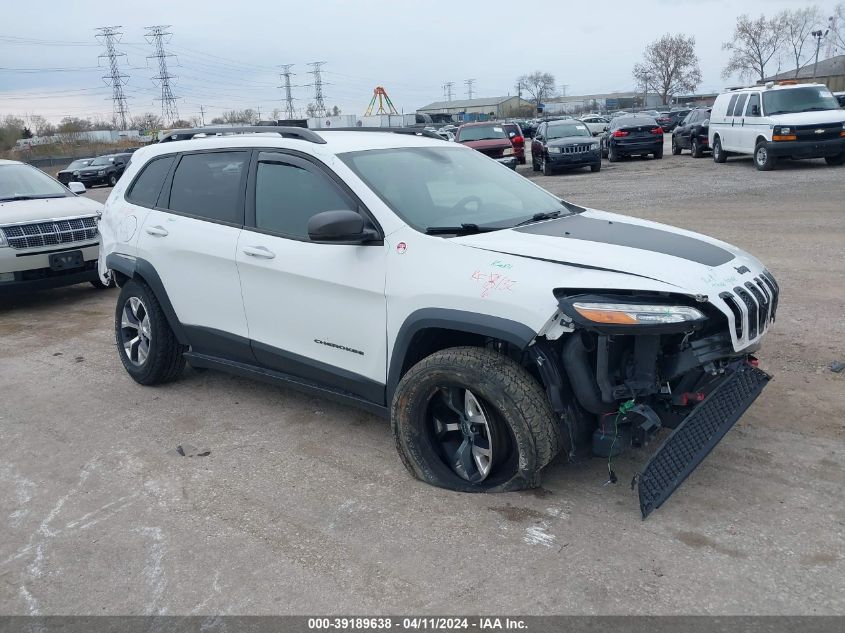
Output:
[
  {"left": 653, "top": 148, "right": 663, "bottom": 159},
  {"left": 691, "top": 138, "right": 703, "bottom": 158},
  {"left": 608, "top": 145, "right": 619, "bottom": 162},
  {"left": 391, "top": 346, "right": 563, "bottom": 492},
  {"left": 115, "top": 279, "right": 186, "bottom": 385},
  {"left": 532, "top": 157, "right": 540, "bottom": 172},
  {"left": 713, "top": 136, "right": 727, "bottom": 163},
  {"left": 754, "top": 141, "right": 776, "bottom": 171},
  {"left": 825, "top": 152, "right": 845, "bottom": 166}
]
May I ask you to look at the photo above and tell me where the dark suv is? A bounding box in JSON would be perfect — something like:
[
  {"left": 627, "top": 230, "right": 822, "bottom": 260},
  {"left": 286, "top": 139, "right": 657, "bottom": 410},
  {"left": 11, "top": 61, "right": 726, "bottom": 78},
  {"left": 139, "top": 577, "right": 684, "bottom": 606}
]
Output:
[
  {"left": 605, "top": 116, "right": 664, "bottom": 162},
  {"left": 454, "top": 123, "right": 518, "bottom": 169},
  {"left": 76, "top": 153, "right": 132, "bottom": 187},
  {"left": 531, "top": 120, "right": 601, "bottom": 174},
  {"left": 56, "top": 158, "right": 94, "bottom": 185},
  {"left": 671, "top": 108, "right": 712, "bottom": 157}
]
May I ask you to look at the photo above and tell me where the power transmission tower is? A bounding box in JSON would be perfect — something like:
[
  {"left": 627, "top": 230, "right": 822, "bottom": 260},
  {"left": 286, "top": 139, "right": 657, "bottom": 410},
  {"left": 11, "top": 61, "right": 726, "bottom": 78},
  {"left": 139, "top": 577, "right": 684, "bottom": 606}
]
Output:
[
  {"left": 514, "top": 80, "right": 522, "bottom": 100},
  {"left": 145, "top": 25, "right": 180, "bottom": 124},
  {"left": 199, "top": 105, "right": 206, "bottom": 126},
  {"left": 307, "top": 61, "right": 328, "bottom": 117},
  {"left": 95, "top": 26, "right": 130, "bottom": 130},
  {"left": 464, "top": 78, "right": 476, "bottom": 99},
  {"left": 279, "top": 64, "right": 297, "bottom": 119},
  {"left": 443, "top": 81, "right": 454, "bottom": 101}
]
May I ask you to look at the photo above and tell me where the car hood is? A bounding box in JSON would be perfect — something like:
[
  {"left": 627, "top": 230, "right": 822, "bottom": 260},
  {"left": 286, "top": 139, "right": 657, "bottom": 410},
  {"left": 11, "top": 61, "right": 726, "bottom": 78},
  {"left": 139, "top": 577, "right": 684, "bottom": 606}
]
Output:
[
  {"left": 459, "top": 138, "right": 511, "bottom": 150},
  {"left": 546, "top": 136, "right": 596, "bottom": 146},
  {"left": 454, "top": 208, "right": 764, "bottom": 297},
  {"left": 0, "top": 195, "right": 103, "bottom": 224},
  {"left": 78, "top": 165, "right": 108, "bottom": 173},
  {"left": 767, "top": 110, "right": 845, "bottom": 125}
]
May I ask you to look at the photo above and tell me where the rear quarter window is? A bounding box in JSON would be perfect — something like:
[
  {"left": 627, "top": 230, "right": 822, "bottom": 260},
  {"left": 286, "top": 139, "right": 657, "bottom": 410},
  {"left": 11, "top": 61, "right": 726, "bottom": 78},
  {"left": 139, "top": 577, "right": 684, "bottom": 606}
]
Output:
[{"left": 126, "top": 155, "right": 175, "bottom": 208}]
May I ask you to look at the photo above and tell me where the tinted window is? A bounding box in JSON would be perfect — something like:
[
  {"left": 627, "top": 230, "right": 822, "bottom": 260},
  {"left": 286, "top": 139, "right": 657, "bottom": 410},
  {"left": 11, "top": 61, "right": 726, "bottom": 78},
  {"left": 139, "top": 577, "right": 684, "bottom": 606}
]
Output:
[
  {"left": 167, "top": 152, "right": 247, "bottom": 224},
  {"left": 254, "top": 161, "right": 351, "bottom": 239},
  {"left": 726, "top": 95, "right": 738, "bottom": 117},
  {"left": 732, "top": 94, "right": 748, "bottom": 116},
  {"left": 612, "top": 116, "right": 656, "bottom": 129},
  {"left": 127, "top": 156, "right": 175, "bottom": 208}
]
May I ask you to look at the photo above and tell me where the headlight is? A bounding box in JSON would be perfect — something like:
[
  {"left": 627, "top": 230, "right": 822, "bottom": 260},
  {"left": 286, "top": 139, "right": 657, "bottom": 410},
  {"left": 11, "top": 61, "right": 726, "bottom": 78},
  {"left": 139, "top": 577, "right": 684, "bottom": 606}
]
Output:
[
  {"left": 502, "top": 147, "right": 514, "bottom": 156},
  {"left": 590, "top": 142, "right": 599, "bottom": 150},
  {"left": 98, "top": 170, "right": 106, "bottom": 176},
  {"left": 0, "top": 231, "right": 8, "bottom": 248},
  {"left": 572, "top": 302, "right": 705, "bottom": 325},
  {"left": 774, "top": 126, "right": 791, "bottom": 134},
  {"left": 547, "top": 146, "right": 562, "bottom": 154}
]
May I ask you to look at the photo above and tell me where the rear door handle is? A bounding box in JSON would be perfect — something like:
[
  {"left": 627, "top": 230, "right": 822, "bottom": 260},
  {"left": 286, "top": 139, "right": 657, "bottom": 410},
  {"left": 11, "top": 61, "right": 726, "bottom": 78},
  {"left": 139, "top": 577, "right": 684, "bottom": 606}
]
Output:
[
  {"left": 242, "top": 245, "right": 276, "bottom": 259},
  {"left": 145, "top": 225, "right": 169, "bottom": 237}
]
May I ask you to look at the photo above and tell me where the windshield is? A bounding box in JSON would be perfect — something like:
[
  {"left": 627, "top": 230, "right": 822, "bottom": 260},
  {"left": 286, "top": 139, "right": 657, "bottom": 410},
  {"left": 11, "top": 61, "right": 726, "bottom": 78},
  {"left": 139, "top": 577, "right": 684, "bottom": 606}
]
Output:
[
  {"left": 0, "top": 164, "right": 69, "bottom": 202},
  {"left": 67, "top": 159, "right": 91, "bottom": 170},
  {"left": 458, "top": 125, "right": 507, "bottom": 142},
  {"left": 339, "top": 146, "right": 571, "bottom": 233},
  {"left": 763, "top": 87, "right": 839, "bottom": 115},
  {"left": 547, "top": 123, "right": 591, "bottom": 139},
  {"left": 90, "top": 156, "right": 114, "bottom": 166}
]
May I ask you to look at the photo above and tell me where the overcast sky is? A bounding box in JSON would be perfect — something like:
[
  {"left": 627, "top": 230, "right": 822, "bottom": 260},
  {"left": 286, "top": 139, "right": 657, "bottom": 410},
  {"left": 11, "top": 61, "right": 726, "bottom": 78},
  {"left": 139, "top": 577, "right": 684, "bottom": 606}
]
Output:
[{"left": 0, "top": 0, "right": 839, "bottom": 124}]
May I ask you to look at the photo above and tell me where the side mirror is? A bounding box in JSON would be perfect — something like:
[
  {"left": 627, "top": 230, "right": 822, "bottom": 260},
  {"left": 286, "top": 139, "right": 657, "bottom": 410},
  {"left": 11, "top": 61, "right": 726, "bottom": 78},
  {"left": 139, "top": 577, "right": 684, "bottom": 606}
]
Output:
[
  {"left": 307, "top": 210, "right": 377, "bottom": 243},
  {"left": 68, "top": 181, "right": 86, "bottom": 195}
]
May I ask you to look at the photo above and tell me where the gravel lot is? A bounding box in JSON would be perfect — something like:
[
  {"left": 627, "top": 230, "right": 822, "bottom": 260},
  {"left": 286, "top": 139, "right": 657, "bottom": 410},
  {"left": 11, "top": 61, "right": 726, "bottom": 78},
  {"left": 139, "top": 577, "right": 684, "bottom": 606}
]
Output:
[{"left": 1, "top": 139, "right": 843, "bottom": 615}]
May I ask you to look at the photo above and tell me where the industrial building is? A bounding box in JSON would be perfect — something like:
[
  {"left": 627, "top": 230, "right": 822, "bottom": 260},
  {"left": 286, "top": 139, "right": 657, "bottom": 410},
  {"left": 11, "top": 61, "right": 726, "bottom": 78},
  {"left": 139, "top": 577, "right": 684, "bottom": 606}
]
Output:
[
  {"left": 762, "top": 55, "right": 845, "bottom": 92},
  {"left": 417, "top": 96, "right": 533, "bottom": 119},
  {"left": 542, "top": 92, "right": 662, "bottom": 114}
]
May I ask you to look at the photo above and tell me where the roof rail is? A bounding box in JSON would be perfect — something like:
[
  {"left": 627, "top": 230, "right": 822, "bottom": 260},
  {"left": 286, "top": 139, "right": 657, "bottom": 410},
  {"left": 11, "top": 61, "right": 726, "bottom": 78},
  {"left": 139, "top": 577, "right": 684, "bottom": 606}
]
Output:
[
  {"left": 159, "top": 126, "right": 326, "bottom": 144},
  {"left": 319, "top": 127, "right": 445, "bottom": 141}
]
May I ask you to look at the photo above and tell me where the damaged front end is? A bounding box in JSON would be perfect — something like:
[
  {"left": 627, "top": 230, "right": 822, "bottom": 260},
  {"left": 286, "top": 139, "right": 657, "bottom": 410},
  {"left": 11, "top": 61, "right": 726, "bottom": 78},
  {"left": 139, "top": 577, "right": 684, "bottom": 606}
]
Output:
[{"left": 532, "top": 287, "right": 776, "bottom": 518}]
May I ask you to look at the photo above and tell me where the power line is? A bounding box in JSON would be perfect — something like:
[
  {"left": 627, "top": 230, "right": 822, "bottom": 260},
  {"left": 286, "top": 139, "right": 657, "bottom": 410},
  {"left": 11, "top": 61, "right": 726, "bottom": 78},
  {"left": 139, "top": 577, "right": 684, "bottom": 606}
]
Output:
[
  {"left": 144, "top": 25, "right": 180, "bottom": 124},
  {"left": 306, "top": 61, "right": 327, "bottom": 117},
  {"left": 279, "top": 64, "right": 297, "bottom": 119},
  {"left": 95, "top": 26, "right": 131, "bottom": 130},
  {"left": 443, "top": 81, "right": 454, "bottom": 101},
  {"left": 464, "top": 78, "right": 476, "bottom": 100}
]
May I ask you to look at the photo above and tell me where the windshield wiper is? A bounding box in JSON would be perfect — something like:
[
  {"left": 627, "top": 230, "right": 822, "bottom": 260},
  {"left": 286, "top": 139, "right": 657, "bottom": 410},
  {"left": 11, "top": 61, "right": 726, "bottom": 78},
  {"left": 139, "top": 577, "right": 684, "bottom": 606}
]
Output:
[
  {"left": 512, "top": 210, "right": 562, "bottom": 227},
  {"left": 0, "top": 194, "right": 63, "bottom": 202},
  {"left": 800, "top": 107, "right": 829, "bottom": 112},
  {"left": 425, "top": 223, "right": 502, "bottom": 235}
]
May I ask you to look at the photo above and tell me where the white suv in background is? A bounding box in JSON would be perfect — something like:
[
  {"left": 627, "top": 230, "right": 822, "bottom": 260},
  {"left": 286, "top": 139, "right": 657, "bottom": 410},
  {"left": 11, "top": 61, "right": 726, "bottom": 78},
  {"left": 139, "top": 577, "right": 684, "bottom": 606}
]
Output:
[
  {"left": 99, "top": 126, "right": 778, "bottom": 517},
  {"left": 709, "top": 82, "right": 845, "bottom": 170},
  {"left": 0, "top": 159, "right": 111, "bottom": 295}
]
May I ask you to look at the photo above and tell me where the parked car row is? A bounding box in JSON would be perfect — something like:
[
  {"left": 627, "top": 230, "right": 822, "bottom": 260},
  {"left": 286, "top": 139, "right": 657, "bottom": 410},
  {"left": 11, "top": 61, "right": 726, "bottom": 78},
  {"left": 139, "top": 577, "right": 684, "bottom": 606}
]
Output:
[{"left": 55, "top": 151, "right": 135, "bottom": 187}]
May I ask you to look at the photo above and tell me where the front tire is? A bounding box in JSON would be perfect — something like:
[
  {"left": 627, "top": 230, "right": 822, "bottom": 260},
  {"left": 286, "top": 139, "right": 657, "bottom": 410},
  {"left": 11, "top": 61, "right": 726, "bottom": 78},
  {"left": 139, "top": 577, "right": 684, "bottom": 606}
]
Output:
[
  {"left": 115, "top": 279, "right": 186, "bottom": 385},
  {"left": 754, "top": 141, "right": 776, "bottom": 171},
  {"left": 542, "top": 156, "right": 553, "bottom": 176},
  {"left": 671, "top": 136, "right": 682, "bottom": 155},
  {"left": 108, "top": 173, "right": 118, "bottom": 187},
  {"left": 90, "top": 270, "right": 115, "bottom": 289},
  {"left": 825, "top": 152, "right": 845, "bottom": 166},
  {"left": 713, "top": 136, "right": 727, "bottom": 163},
  {"left": 391, "top": 347, "right": 563, "bottom": 492},
  {"left": 608, "top": 145, "right": 619, "bottom": 162},
  {"left": 590, "top": 162, "right": 601, "bottom": 172}
]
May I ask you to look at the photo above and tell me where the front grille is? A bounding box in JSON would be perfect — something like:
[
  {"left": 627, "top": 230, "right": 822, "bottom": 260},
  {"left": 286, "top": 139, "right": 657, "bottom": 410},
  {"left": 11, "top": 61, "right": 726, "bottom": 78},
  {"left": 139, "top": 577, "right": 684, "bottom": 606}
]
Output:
[
  {"left": 795, "top": 122, "right": 843, "bottom": 141},
  {"left": 0, "top": 217, "right": 98, "bottom": 250},
  {"left": 719, "top": 270, "right": 779, "bottom": 345},
  {"left": 560, "top": 144, "right": 592, "bottom": 154},
  {"left": 478, "top": 147, "right": 503, "bottom": 158}
]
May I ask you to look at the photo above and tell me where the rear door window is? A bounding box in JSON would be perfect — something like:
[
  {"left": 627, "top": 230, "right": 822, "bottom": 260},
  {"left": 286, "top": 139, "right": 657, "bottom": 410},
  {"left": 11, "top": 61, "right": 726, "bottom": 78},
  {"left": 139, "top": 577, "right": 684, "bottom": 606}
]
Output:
[
  {"left": 733, "top": 94, "right": 748, "bottom": 117},
  {"left": 726, "top": 95, "right": 738, "bottom": 117},
  {"left": 126, "top": 155, "right": 175, "bottom": 208},
  {"left": 165, "top": 151, "right": 248, "bottom": 225}
]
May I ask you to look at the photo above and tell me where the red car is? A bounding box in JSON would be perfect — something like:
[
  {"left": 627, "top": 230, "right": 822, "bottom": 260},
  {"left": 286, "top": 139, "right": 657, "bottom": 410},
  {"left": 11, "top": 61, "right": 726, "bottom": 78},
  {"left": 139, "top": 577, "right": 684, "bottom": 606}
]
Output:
[
  {"left": 454, "top": 122, "right": 518, "bottom": 169},
  {"left": 501, "top": 122, "right": 526, "bottom": 164}
]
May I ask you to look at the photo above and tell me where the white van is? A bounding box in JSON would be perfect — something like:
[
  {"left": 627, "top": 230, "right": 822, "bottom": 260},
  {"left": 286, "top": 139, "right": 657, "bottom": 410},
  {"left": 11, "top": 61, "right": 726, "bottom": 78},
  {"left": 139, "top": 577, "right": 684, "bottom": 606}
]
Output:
[{"left": 708, "top": 82, "right": 845, "bottom": 170}]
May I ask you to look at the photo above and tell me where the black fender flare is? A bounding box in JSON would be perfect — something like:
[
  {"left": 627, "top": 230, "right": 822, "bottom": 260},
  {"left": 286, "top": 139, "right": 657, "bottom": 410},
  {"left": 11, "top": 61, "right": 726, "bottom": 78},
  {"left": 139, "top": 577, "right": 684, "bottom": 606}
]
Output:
[
  {"left": 386, "top": 308, "right": 537, "bottom": 402},
  {"left": 106, "top": 254, "right": 189, "bottom": 345}
]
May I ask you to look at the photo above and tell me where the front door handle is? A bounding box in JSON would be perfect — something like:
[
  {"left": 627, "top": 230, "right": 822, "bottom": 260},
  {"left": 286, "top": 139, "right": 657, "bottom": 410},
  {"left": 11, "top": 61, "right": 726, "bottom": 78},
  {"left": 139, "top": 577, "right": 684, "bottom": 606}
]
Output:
[
  {"left": 145, "top": 225, "right": 169, "bottom": 237},
  {"left": 242, "top": 245, "right": 276, "bottom": 259}
]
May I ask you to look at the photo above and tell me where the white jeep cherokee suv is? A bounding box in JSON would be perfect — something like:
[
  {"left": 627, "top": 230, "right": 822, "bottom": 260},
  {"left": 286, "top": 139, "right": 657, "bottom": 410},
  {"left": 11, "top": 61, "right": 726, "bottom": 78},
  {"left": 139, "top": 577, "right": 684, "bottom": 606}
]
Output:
[
  {"left": 1, "top": 159, "right": 111, "bottom": 294},
  {"left": 99, "top": 126, "right": 778, "bottom": 517},
  {"left": 709, "top": 82, "right": 845, "bottom": 170}
]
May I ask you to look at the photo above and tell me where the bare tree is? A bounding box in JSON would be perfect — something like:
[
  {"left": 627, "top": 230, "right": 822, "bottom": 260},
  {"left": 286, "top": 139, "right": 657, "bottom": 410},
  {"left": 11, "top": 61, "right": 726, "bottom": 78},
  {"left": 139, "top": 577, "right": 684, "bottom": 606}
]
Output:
[
  {"left": 27, "top": 115, "right": 55, "bottom": 137},
  {"left": 516, "top": 71, "right": 556, "bottom": 111},
  {"left": 833, "top": 3, "right": 845, "bottom": 52},
  {"left": 632, "top": 33, "right": 702, "bottom": 106},
  {"left": 777, "top": 6, "right": 822, "bottom": 77},
  {"left": 331, "top": 105, "right": 342, "bottom": 116},
  {"left": 722, "top": 14, "right": 782, "bottom": 82},
  {"left": 129, "top": 113, "right": 164, "bottom": 132}
]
